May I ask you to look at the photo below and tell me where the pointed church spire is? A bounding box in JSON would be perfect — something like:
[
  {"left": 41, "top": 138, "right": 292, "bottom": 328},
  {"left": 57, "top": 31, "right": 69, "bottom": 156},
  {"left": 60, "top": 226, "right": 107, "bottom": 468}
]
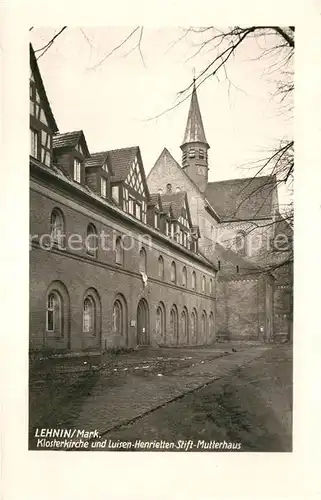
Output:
[
  {"left": 181, "top": 83, "right": 209, "bottom": 148},
  {"left": 180, "top": 79, "right": 210, "bottom": 193}
]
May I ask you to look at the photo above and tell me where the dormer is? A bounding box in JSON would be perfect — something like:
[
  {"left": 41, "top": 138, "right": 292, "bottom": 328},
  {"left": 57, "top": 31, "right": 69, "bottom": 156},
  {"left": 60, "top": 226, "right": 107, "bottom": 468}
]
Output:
[
  {"left": 53, "top": 130, "right": 90, "bottom": 184},
  {"left": 29, "top": 44, "right": 58, "bottom": 166},
  {"left": 159, "top": 192, "right": 194, "bottom": 250},
  {"left": 85, "top": 151, "right": 112, "bottom": 199},
  {"left": 147, "top": 193, "right": 162, "bottom": 230},
  {"left": 108, "top": 146, "right": 150, "bottom": 223}
]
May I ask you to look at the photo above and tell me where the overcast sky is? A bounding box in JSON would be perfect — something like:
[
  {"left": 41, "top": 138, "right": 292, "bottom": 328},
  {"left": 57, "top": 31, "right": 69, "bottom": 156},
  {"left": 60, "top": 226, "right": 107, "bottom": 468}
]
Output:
[{"left": 31, "top": 27, "right": 292, "bottom": 197}]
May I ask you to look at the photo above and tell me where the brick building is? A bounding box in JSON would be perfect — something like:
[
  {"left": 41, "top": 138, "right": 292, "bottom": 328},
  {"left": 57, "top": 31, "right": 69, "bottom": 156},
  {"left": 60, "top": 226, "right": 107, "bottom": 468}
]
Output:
[
  {"left": 29, "top": 45, "right": 217, "bottom": 352},
  {"left": 29, "top": 44, "right": 292, "bottom": 353}
]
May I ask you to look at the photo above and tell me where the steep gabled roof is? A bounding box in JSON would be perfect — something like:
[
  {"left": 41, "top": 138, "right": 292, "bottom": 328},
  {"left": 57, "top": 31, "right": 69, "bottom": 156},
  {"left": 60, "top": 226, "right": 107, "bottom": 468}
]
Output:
[
  {"left": 109, "top": 146, "right": 150, "bottom": 200},
  {"left": 205, "top": 175, "right": 276, "bottom": 221},
  {"left": 108, "top": 146, "right": 138, "bottom": 182},
  {"left": 181, "top": 84, "right": 209, "bottom": 147},
  {"left": 30, "top": 44, "right": 58, "bottom": 133},
  {"left": 53, "top": 130, "right": 90, "bottom": 156},
  {"left": 85, "top": 151, "right": 113, "bottom": 174}
]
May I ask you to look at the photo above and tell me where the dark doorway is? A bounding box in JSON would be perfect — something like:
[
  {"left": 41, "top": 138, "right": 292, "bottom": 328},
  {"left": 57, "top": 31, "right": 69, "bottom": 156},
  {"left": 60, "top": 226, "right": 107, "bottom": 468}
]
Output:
[{"left": 137, "top": 298, "right": 149, "bottom": 345}]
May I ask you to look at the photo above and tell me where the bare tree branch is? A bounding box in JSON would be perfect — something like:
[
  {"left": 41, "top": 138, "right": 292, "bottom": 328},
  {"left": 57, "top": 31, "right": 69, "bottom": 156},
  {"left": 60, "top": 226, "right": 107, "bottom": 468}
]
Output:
[{"left": 87, "top": 27, "right": 140, "bottom": 70}]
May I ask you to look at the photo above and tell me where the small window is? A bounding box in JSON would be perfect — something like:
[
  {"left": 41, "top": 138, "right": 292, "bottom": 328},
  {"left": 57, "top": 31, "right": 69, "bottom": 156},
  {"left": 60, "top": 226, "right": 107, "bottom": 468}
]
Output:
[
  {"left": 115, "top": 236, "right": 123, "bottom": 265},
  {"left": 50, "top": 208, "right": 65, "bottom": 247},
  {"left": 112, "top": 185, "right": 119, "bottom": 204},
  {"left": 30, "top": 128, "right": 39, "bottom": 158},
  {"left": 129, "top": 197, "right": 135, "bottom": 215},
  {"left": 218, "top": 260, "right": 221, "bottom": 271},
  {"left": 136, "top": 202, "right": 142, "bottom": 220},
  {"left": 158, "top": 256, "right": 164, "bottom": 280},
  {"left": 166, "top": 183, "right": 172, "bottom": 194},
  {"left": 236, "top": 265, "right": 239, "bottom": 273},
  {"left": 171, "top": 261, "right": 176, "bottom": 283},
  {"left": 192, "top": 271, "right": 196, "bottom": 290},
  {"left": 101, "top": 177, "right": 107, "bottom": 198},
  {"left": 165, "top": 221, "right": 170, "bottom": 236},
  {"left": 86, "top": 224, "right": 98, "bottom": 258},
  {"left": 209, "top": 279, "right": 213, "bottom": 295},
  {"left": 199, "top": 148, "right": 205, "bottom": 159},
  {"left": 182, "top": 266, "right": 187, "bottom": 287},
  {"left": 188, "top": 149, "right": 195, "bottom": 158},
  {"left": 235, "top": 231, "right": 247, "bottom": 256},
  {"left": 202, "top": 276, "right": 206, "bottom": 293},
  {"left": 176, "top": 187, "right": 181, "bottom": 192},
  {"left": 154, "top": 212, "right": 160, "bottom": 229},
  {"left": 74, "top": 158, "right": 81, "bottom": 183},
  {"left": 139, "top": 247, "right": 147, "bottom": 274}
]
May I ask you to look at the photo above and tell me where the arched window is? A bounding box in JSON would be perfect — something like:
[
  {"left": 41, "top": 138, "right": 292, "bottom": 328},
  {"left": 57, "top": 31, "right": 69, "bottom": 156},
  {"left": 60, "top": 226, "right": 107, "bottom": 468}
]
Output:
[
  {"left": 83, "top": 296, "right": 96, "bottom": 334},
  {"left": 191, "top": 309, "right": 197, "bottom": 344},
  {"left": 46, "top": 291, "right": 62, "bottom": 334},
  {"left": 115, "top": 236, "right": 123, "bottom": 265},
  {"left": 158, "top": 255, "right": 164, "bottom": 280},
  {"left": 156, "top": 302, "right": 166, "bottom": 342},
  {"left": 166, "top": 183, "right": 172, "bottom": 194},
  {"left": 139, "top": 247, "right": 147, "bottom": 274},
  {"left": 192, "top": 270, "right": 196, "bottom": 290},
  {"left": 112, "top": 294, "right": 127, "bottom": 342},
  {"left": 182, "top": 266, "right": 187, "bottom": 287},
  {"left": 170, "top": 261, "right": 176, "bottom": 283},
  {"left": 50, "top": 208, "right": 65, "bottom": 247},
  {"left": 86, "top": 223, "right": 98, "bottom": 257},
  {"left": 113, "top": 300, "right": 123, "bottom": 336},
  {"left": 82, "top": 289, "right": 101, "bottom": 337},
  {"left": 201, "top": 311, "right": 207, "bottom": 343},
  {"left": 202, "top": 275, "right": 206, "bottom": 293},
  {"left": 44, "top": 281, "right": 70, "bottom": 349},
  {"left": 209, "top": 312, "right": 214, "bottom": 341},
  {"left": 176, "top": 186, "right": 181, "bottom": 192},
  {"left": 209, "top": 278, "right": 213, "bottom": 295},
  {"left": 181, "top": 308, "right": 189, "bottom": 344},
  {"left": 235, "top": 231, "right": 247, "bottom": 256},
  {"left": 170, "top": 305, "right": 178, "bottom": 343}
]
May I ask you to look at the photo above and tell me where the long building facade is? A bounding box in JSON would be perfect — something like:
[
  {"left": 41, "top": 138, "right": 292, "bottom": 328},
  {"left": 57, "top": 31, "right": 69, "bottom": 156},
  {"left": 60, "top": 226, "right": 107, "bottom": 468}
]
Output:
[
  {"left": 29, "top": 46, "right": 217, "bottom": 352},
  {"left": 29, "top": 44, "right": 292, "bottom": 353}
]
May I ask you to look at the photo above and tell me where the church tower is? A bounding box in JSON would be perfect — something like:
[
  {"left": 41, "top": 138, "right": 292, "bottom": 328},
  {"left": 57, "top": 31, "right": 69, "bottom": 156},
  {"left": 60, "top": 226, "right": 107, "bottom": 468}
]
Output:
[{"left": 180, "top": 82, "right": 210, "bottom": 193}]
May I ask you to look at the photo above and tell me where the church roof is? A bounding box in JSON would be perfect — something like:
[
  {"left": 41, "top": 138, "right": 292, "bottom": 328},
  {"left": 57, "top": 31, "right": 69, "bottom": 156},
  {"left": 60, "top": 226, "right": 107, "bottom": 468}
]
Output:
[
  {"left": 205, "top": 175, "right": 276, "bottom": 221},
  {"left": 181, "top": 84, "right": 208, "bottom": 147}
]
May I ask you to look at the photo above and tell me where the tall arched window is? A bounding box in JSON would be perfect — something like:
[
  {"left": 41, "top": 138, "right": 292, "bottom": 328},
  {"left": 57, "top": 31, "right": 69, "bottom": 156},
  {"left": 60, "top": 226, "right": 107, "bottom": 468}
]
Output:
[
  {"left": 192, "top": 271, "right": 196, "bottom": 290},
  {"left": 202, "top": 275, "right": 206, "bottom": 293},
  {"left": 235, "top": 231, "right": 247, "bottom": 256},
  {"left": 170, "top": 305, "right": 178, "bottom": 343},
  {"left": 170, "top": 261, "right": 176, "bottom": 283},
  {"left": 191, "top": 309, "right": 197, "bottom": 344},
  {"left": 46, "top": 291, "right": 62, "bottom": 334},
  {"left": 83, "top": 296, "right": 95, "bottom": 334},
  {"left": 158, "top": 255, "right": 164, "bottom": 280},
  {"left": 182, "top": 266, "right": 187, "bottom": 287},
  {"left": 139, "top": 247, "right": 147, "bottom": 274},
  {"left": 201, "top": 311, "right": 207, "bottom": 343},
  {"left": 113, "top": 300, "right": 123, "bottom": 336},
  {"left": 50, "top": 208, "right": 65, "bottom": 247},
  {"left": 82, "top": 289, "right": 101, "bottom": 337},
  {"left": 209, "top": 278, "right": 213, "bottom": 295},
  {"left": 115, "top": 236, "right": 123, "bottom": 265},
  {"left": 156, "top": 302, "right": 166, "bottom": 343},
  {"left": 181, "top": 307, "right": 189, "bottom": 344},
  {"left": 86, "top": 223, "right": 98, "bottom": 258},
  {"left": 209, "top": 312, "right": 214, "bottom": 341}
]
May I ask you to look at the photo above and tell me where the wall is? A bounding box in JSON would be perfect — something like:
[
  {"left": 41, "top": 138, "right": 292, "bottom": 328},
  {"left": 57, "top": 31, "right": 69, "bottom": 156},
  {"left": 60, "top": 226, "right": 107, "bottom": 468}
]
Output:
[{"left": 30, "top": 175, "right": 216, "bottom": 351}]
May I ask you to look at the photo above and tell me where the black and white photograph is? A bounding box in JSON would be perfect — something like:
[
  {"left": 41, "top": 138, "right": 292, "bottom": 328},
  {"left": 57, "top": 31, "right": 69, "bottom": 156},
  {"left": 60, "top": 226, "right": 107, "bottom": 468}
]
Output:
[{"left": 28, "top": 26, "right": 294, "bottom": 453}]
